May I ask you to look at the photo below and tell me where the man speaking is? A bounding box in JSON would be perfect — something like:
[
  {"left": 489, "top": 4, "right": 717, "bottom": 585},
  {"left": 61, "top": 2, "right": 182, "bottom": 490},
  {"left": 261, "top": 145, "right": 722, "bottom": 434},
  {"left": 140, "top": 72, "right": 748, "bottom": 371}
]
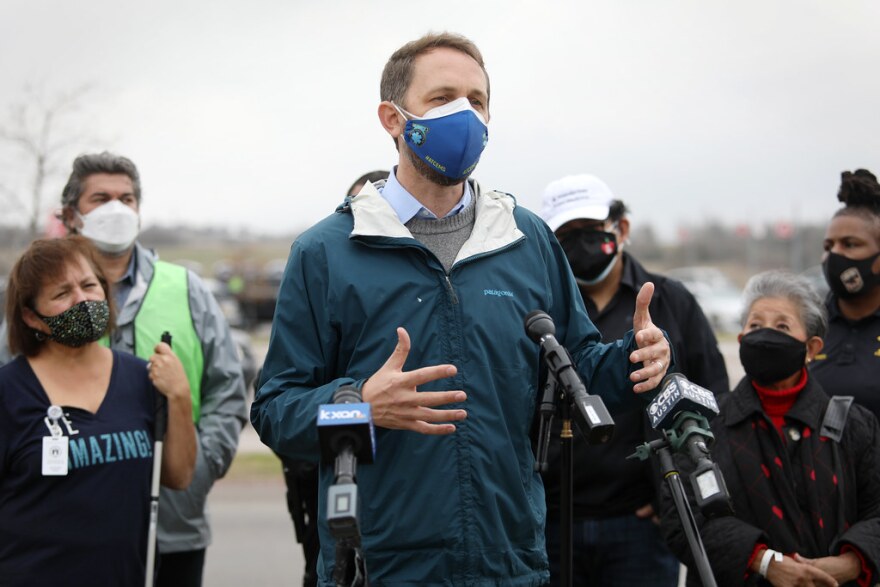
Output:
[{"left": 251, "top": 32, "right": 671, "bottom": 586}]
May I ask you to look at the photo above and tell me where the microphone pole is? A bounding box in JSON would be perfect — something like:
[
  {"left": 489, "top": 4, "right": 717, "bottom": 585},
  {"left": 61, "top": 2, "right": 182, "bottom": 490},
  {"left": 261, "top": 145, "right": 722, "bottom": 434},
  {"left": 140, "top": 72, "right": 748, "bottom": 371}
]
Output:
[
  {"left": 631, "top": 373, "right": 729, "bottom": 587},
  {"left": 532, "top": 373, "right": 574, "bottom": 587},
  {"left": 632, "top": 437, "right": 717, "bottom": 587},
  {"left": 559, "top": 386, "right": 573, "bottom": 587},
  {"left": 525, "top": 310, "right": 615, "bottom": 587}
]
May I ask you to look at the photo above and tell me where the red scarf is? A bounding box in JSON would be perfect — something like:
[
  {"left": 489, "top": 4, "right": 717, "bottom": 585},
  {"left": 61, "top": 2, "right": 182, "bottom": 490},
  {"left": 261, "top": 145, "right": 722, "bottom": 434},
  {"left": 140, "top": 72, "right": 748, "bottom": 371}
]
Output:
[{"left": 752, "top": 368, "right": 808, "bottom": 438}]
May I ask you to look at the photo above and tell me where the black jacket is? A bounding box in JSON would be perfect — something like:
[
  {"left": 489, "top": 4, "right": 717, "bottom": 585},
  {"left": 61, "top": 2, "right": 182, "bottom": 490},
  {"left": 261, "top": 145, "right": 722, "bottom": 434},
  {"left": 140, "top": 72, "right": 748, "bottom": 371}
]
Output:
[
  {"left": 661, "top": 376, "right": 880, "bottom": 586},
  {"left": 544, "top": 253, "right": 729, "bottom": 518}
]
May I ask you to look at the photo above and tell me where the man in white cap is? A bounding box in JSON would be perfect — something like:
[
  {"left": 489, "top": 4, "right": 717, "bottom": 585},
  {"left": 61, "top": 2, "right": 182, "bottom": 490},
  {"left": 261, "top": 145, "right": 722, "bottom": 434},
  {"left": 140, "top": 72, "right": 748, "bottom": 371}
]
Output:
[{"left": 540, "top": 174, "right": 729, "bottom": 587}]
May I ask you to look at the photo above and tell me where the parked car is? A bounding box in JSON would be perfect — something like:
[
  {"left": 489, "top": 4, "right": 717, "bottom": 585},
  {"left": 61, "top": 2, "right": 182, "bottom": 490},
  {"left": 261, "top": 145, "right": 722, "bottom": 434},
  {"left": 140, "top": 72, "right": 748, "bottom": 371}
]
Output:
[
  {"left": 233, "top": 258, "right": 286, "bottom": 326},
  {"left": 665, "top": 266, "right": 743, "bottom": 335}
]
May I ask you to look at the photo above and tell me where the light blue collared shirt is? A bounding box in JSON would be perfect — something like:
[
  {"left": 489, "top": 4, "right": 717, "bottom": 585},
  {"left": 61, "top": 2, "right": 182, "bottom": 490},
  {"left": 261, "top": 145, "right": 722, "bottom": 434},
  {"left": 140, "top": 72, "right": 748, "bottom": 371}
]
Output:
[
  {"left": 113, "top": 250, "right": 138, "bottom": 310},
  {"left": 378, "top": 167, "right": 472, "bottom": 224}
]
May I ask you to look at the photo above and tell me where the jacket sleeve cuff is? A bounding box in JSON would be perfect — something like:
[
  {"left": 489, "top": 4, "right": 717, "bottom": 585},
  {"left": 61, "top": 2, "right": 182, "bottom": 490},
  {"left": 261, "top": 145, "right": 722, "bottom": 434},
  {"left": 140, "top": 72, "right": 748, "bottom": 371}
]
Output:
[
  {"left": 745, "top": 542, "right": 768, "bottom": 580},
  {"left": 840, "top": 545, "right": 873, "bottom": 587}
]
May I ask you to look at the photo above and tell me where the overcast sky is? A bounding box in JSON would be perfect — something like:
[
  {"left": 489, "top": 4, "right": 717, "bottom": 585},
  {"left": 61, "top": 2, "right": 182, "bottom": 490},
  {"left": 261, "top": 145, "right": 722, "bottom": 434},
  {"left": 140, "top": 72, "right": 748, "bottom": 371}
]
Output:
[{"left": 1, "top": 0, "right": 878, "bottom": 243}]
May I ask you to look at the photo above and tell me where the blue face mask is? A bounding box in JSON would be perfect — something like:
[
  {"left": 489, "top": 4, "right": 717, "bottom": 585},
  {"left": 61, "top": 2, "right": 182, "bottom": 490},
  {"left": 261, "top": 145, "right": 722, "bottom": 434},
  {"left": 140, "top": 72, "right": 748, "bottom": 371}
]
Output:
[{"left": 394, "top": 97, "right": 489, "bottom": 181}]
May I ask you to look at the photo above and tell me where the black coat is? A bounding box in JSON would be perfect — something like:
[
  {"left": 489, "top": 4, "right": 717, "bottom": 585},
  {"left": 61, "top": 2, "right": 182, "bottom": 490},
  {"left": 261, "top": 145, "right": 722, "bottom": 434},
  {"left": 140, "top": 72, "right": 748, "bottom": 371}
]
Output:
[
  {"left": 661, "top": 377, "right": 880, "bottom": 586},
  {"left": 543, "top": 253, "right": 729, "bottom": 518}
]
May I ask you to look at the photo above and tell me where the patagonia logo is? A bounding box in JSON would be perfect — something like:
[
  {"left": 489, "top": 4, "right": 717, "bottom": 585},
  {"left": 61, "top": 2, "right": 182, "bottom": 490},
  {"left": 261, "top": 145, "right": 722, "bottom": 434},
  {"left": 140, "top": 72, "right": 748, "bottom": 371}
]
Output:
[{"left": 483, "top": 289, "right": 514, "bottom": 298}]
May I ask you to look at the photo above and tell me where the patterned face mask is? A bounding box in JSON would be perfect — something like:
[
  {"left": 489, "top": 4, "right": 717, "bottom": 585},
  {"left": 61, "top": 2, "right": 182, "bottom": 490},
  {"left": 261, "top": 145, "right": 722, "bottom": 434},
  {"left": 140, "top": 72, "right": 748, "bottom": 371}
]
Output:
[{"left": 36, "top": 300, "right": 110, "bottom": 347}]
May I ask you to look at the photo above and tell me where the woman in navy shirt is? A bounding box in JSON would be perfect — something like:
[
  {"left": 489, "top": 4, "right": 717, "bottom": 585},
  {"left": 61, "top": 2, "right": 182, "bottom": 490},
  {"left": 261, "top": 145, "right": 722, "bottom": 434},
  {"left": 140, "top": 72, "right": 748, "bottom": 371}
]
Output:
[{"left": 0, "top": 236, "right": 196, "bottom": 586}]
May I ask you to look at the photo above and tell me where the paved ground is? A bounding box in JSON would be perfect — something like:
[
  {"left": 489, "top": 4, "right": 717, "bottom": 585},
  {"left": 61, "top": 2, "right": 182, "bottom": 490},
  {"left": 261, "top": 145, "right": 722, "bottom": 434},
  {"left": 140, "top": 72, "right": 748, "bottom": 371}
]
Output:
[
  {"left": 202, "top": 338, "right": 743, "bottom": 586},
  {"left": 203, "top": 427, "right": 305, "bottom": 586}
]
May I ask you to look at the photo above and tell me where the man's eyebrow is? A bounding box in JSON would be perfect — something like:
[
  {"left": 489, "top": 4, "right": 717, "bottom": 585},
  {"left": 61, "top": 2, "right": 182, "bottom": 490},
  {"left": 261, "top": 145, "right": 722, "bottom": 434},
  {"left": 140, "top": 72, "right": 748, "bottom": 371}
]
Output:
[{"left": 427, "top": 85, "right": 488, "bottom": 100}]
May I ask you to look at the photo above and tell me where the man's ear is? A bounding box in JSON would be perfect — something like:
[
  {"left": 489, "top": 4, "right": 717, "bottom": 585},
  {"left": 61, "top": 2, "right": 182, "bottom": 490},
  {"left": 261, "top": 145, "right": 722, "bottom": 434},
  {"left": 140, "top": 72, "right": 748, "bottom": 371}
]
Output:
[
  {"left": 617, "top": 217, "right": 631, "bottom": 244},
  {"left": 61, "top": 206, "right": 80, "bottom": 234},
  {"left": 378, "top": 101, "right": 405, "bottom": 139}
]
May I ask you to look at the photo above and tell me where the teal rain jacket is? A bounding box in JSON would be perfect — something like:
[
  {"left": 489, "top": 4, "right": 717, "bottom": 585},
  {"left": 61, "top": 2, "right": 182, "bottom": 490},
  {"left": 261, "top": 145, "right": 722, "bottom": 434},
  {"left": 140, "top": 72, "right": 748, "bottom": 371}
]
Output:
[{"left": 252, "top": 180, "right": 644, "bottom": 586}]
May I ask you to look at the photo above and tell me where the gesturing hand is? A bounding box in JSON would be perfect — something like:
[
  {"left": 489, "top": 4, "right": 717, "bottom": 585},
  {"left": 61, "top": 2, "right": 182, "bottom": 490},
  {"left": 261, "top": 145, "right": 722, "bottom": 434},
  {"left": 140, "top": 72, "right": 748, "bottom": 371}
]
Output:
[
  {"left": 628, "top": 282, "right": 671, "bottom": 393},
  {"left": 361, "top": 327, "right": 467, "bottom": 434}
]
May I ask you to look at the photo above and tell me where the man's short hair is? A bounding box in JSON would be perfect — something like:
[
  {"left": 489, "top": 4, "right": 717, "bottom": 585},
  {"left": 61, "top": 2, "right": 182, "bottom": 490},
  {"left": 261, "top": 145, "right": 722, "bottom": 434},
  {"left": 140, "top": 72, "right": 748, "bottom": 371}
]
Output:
[
  {"left": 380, "top": 32, "right": 490, "bottom": 109},
  {"left": 60, "top": 152, "right": 142, "bottom": 210}
]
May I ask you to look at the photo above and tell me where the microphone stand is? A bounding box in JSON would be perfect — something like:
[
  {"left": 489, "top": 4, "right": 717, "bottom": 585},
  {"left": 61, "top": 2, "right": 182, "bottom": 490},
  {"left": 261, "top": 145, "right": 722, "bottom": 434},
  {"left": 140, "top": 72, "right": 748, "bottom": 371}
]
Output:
[
  {"left": 534, "top": 373, "right": 573, "bottom": 587},
  {"left": 630, "top": 435, "right": 717, "bottom": 587}
]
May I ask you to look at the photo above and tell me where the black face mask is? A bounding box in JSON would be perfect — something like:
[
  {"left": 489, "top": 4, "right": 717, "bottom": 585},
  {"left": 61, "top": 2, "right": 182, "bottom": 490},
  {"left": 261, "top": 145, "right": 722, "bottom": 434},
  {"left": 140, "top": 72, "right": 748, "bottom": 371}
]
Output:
[
  {"left": 739, "top": 328, "right": 807, "bottom": 385},
  {"left": 823, "top": 251, "right": 880, "bottom": 299},
  {"left": 558, "top": 229, "right": 619, "bottom": 284},
  {"left": 36, "top": 300, "right": 110, "bottom": 348}
]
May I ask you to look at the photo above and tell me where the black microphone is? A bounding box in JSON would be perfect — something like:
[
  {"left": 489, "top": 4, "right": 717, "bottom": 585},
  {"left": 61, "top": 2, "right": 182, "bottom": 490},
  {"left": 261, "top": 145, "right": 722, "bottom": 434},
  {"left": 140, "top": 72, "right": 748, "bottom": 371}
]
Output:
[
  {"left": 317, "top": 386, "right": 375, "bottom": 547},
  {"left": 524, "top": 310, "right": 614, "bottom": 444},
  {"left": 647, "top": 373, "right": 731, "bottom": 518}
]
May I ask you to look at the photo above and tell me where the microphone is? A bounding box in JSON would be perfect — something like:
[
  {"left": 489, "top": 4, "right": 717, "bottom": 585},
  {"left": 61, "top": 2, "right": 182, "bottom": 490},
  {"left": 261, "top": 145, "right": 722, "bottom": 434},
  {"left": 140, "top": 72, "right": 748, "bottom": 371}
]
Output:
[
  {"left": 317, "top": 386, "right": 375, "bottom": 543},
  {"left": 647, "top": 373, "right": 731, "bottom": 518},
  {"left": 524, "top": 310, "right": 614, "bottom": 444}
]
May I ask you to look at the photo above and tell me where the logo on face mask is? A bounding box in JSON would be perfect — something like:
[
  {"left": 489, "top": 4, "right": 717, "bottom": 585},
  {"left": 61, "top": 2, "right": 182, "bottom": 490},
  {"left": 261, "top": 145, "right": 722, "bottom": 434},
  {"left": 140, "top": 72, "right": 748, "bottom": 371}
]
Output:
[
  {"left": 823, "top": 251, "right": 880, "bottom": 299},
  {"left": 409, "top": 124, "right": 428, "bottom": 147},
  {"left": 559, "top": 228, "right": 619, "bottom": 286}
]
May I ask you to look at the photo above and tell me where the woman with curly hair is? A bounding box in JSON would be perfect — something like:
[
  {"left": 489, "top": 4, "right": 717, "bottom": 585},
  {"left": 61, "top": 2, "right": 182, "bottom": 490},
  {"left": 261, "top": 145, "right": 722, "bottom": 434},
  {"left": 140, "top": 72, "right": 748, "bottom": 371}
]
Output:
[{"left": 811, "top": 169, "right": 880, "bottom": 422}]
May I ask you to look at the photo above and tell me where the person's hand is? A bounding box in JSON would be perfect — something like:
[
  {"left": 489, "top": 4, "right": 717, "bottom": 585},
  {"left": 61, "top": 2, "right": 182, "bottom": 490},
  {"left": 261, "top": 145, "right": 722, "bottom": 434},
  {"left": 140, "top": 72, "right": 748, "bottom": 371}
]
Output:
[
  {"left": 756, "top": 553, "right": 838, "bottom": 586},
  {"left": 361, "top": 327, "right": 467, "bottom": 434},
  {"left": 793, "top": 552, "right": 860, "bottom": 584},
  {"left": 634, "top": 502, "right": 660, "bottom": 525},
  {"left": 628, "top": 282, "right": 671, "bottom": 392},
  {"left": 148, "top": 342, "right": 190, "bottom": 401}
]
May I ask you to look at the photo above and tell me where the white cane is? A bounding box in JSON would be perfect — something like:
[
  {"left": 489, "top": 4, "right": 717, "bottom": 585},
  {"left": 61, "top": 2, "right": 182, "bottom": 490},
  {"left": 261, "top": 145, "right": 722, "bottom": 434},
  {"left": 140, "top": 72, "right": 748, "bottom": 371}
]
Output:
[{"left": 145, "top": 332, "right": 171, "bottom": 587}]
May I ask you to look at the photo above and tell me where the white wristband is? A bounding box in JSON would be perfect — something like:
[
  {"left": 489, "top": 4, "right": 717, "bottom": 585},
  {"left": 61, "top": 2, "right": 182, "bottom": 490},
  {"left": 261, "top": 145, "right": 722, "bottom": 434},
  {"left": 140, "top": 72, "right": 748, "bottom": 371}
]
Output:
[{"left": 758, "top": 549, "right": 783, "bottom": 578}]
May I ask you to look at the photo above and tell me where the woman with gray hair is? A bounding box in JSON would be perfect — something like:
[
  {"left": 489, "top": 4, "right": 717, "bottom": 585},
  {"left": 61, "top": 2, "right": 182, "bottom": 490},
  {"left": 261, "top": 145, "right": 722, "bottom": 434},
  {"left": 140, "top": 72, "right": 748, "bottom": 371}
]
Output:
[{"left": 661, "top": 270, "right": 880, "bottom": 586}]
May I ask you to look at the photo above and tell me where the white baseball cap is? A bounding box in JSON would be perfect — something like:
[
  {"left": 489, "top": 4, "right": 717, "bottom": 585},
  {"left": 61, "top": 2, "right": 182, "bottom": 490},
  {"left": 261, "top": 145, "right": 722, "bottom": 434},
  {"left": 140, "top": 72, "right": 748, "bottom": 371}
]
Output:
[{"left": 541, "top": 174, "right": 616, "bottom": 231}]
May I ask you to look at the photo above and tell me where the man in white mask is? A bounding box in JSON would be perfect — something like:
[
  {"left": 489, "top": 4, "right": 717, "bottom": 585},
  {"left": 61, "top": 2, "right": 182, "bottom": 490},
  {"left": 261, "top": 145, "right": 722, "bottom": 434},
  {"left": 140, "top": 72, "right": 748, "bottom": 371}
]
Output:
[
  {"left": 0, "top": 152, "right": 247, "bottom": 587},
  {"left": 540, "top": 174, "right": 729, "bottom": 587}
]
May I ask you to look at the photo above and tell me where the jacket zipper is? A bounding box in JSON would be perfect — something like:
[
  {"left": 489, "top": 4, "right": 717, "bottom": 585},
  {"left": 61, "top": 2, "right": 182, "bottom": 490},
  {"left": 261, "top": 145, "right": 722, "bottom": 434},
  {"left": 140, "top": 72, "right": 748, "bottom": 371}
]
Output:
[{"left": 444, "top": 275, "right": 459, "bottom": 305}]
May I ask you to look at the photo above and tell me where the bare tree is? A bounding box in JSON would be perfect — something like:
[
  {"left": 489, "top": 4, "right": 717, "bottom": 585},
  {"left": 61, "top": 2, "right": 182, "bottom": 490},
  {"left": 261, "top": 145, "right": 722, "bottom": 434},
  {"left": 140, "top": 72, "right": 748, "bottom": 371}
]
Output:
[{"left": 0, "top": 84, "right": 96, "bottom": 238}]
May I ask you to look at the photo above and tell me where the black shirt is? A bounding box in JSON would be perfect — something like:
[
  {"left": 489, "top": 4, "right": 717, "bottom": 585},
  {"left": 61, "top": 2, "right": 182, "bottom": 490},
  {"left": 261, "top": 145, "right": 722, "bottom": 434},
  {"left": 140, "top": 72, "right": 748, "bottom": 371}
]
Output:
[
  {"left": 810, "top": 296, "right": 880, "bottom": 421},
  {"left": 543, "top": 253, "right": 729, "bottom": 518}
]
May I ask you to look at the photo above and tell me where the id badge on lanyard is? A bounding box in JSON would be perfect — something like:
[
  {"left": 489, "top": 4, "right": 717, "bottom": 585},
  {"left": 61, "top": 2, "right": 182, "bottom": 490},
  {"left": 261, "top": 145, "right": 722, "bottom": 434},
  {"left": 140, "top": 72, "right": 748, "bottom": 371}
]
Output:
[{"left": 42, "top": 405, "right": 71, "bottom": 476}]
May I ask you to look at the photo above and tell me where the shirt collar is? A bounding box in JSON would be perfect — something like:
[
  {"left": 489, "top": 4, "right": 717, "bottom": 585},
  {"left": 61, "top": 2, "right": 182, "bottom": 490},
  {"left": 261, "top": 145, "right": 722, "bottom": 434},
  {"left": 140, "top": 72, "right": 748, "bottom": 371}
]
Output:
[
  {"left": 379, "top": 166, "right": 472, "bottom": 224},
  {"left": 117, "top": 251, "right": 137, "bottom": 286},
  {"left": 825, "top": 294, "right": 880, "bottom": 323}
]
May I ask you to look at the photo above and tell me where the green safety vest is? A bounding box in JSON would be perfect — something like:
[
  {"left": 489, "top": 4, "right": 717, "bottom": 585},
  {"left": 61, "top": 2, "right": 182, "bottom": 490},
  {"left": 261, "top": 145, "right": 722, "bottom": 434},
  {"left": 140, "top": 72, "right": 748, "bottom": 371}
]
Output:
[{"left": 103, "top": 261, "right": 204, "bottom": 422}]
